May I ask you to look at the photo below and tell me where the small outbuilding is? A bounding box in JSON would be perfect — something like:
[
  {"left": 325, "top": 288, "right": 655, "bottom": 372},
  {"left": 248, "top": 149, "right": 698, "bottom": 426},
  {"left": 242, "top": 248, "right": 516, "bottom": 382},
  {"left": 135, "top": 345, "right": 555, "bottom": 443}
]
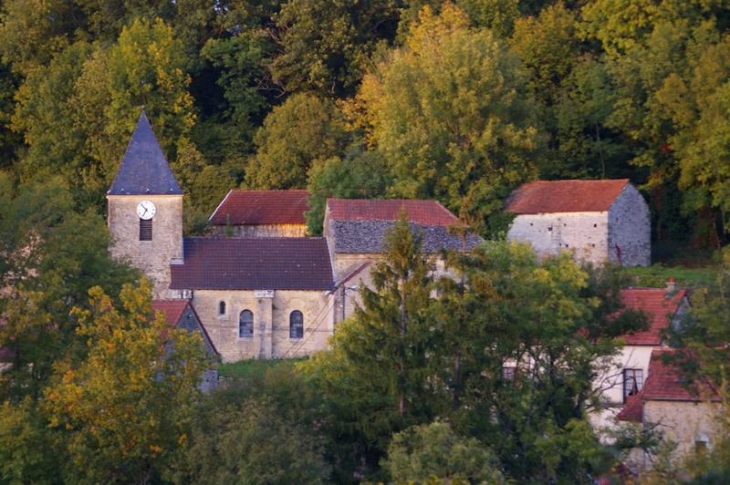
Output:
[{"left": 505, "top": 179, "right": 650, "bottom": 266}]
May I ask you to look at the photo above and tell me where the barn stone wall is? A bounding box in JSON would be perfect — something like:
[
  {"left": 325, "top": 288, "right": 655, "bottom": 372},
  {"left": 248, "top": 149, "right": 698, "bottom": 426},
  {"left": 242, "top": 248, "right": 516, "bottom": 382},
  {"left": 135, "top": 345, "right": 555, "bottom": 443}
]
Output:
[
  {"left": 507, "top": 212, "right": 609, "bottom": 264},
  {"left": 191, "top": 289, "right": 334, "bottom": 362},
  {"left": 608, "top": 184, "right": 651, "bottom": 266}
]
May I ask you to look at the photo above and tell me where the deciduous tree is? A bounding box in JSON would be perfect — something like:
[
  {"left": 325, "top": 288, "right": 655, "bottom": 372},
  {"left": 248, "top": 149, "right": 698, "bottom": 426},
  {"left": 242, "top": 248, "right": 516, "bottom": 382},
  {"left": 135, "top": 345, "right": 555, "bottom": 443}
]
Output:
[
  {"left": 43, "top": 281, "right": 209, "bottom": 484},
  {"left": 355, "top": 4, "right": 539, "bottom": 230}
]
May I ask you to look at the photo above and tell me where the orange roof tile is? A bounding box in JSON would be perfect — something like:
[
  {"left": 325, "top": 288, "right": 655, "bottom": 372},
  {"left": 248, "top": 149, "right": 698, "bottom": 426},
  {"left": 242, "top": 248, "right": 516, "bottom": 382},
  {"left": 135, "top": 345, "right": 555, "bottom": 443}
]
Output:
[
  {"left": 152, "top": 299, "right": 189, "bottom": 327},
  {"left": 327, "top": 199, "right": 464, "bottom": 227},
  {"left": 209, "top": 190, "right": 309, "bottom": 226},
  {"left": 640, "top": 349, "right": 719, "bottom": 402},
  {"left": 616, "top": 393, "right": 643, "bottom": 423},
  {"left": 505, "top": 179, "right": 630, "bottom": 214},
  {"left": 619, "top": 288, "right": 687, "bottom": 345}
]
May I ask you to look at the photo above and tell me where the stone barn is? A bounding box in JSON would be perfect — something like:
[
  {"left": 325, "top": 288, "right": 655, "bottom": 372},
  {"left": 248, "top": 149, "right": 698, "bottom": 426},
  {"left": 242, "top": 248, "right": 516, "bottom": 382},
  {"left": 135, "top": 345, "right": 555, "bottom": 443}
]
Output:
[{"left": 505, "top": 179, "right": 650, "bottom": 266}]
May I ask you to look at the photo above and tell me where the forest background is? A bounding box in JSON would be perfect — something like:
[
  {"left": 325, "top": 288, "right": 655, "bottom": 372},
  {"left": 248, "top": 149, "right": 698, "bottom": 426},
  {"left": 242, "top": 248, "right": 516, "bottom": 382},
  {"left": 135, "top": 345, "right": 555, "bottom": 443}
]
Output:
[{"left": 2, "top": 0, "right": 730, "bottom": 483}]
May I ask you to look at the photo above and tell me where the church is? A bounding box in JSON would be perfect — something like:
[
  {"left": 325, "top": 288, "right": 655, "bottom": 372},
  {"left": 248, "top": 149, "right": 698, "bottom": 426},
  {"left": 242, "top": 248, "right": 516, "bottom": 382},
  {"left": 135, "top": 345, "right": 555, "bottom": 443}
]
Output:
[{"left": 107, "top": 113, "right": 480, "bottom": 362}]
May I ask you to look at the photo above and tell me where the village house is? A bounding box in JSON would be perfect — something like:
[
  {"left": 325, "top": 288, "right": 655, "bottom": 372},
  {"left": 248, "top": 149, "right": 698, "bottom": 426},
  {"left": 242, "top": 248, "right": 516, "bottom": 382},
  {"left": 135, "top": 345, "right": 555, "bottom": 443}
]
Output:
[
  {"left": 592, "top": 282, "right": 689, "bottom": 431},
  {"left": 107, "top": 113, "right": 480, "bottom": 362},
  {"left": 617, "top": 349, "right": 723, "bottom": 472},
  {"left": 505, "top": 179, "right": 651, "bottom": 266}
]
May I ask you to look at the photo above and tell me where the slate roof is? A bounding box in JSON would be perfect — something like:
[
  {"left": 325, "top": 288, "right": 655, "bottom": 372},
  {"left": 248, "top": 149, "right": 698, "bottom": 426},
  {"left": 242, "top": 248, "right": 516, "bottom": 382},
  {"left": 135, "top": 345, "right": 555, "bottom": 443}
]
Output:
[
  {"left": 505, "top": 179, "right": 630, "bottom": 214},
  {"left": 170, "top": 237, "right": 334, "bottom": 290},
  {"left": 619, "top": 287, "right": 687, "bottom": 345},
  {"left": 209, "top": 190, "right": 309, "bottom": 226},
  {"left": 327, "top": 199, "right": 465, "bottom": 227},
  {"left": 326, "top": 199, "right": 482, "bottom": 254},
  {"left": 108, "top": 112, "right": 183, "bottom": 196}
]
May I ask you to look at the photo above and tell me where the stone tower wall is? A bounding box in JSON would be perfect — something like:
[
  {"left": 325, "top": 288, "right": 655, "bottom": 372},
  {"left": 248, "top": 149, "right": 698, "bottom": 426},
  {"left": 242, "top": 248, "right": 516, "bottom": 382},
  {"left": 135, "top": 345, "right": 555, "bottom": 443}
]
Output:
[{"left": 108, "top": 194, "right": 183, "bottom": 297}]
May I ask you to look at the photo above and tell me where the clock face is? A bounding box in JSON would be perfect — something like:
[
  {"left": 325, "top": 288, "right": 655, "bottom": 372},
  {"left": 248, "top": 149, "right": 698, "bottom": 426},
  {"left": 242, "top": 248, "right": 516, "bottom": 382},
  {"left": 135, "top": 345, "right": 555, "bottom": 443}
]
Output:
[{"left": 136, "top": 200, "right": 157, "bottom": 220}]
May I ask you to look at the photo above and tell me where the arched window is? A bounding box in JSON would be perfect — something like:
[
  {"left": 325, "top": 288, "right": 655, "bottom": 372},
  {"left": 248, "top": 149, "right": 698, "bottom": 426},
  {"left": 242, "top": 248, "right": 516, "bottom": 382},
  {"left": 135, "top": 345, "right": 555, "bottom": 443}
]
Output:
[
  {"left": 239, "top": 310, "right": 253, "bottom": 339},
  {"left": 289, "top": 310, "right": 303, "bottom": 339},
  {"left": 218, "top": 301, "right": 226, "bottom": 316}
]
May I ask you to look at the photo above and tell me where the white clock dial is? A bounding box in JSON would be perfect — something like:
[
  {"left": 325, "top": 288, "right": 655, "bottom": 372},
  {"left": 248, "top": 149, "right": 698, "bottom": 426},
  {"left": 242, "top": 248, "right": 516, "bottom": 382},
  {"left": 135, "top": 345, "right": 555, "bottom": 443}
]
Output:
[{"left": 136, "top": 200, "right": 157, "bottom": 220}]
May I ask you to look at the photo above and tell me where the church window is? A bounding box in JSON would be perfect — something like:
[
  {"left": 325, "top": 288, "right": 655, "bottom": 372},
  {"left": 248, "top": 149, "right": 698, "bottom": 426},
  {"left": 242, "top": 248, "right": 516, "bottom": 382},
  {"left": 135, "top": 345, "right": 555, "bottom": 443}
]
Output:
[
  {"left": 290, "top": 310, "right": 303, "bottom": 339},
  {"left": 139, "top": 218, "right": 152, "bottom": 240},
  {"left": 623, "top": 368, "right": 643, "bottom": 402},
  {"left": 239, "top": 310, "right": 253, "bottom": 338},
  {"left": 218, "top": 301, "right": 226, "bottom": 316}
]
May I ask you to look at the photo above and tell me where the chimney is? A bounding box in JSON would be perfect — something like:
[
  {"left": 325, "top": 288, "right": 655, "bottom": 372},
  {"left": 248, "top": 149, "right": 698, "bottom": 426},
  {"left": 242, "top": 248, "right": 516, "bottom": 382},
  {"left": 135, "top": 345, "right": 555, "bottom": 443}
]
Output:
[{"left": 666, "top": 277, "right": 677, "bottom": 295}]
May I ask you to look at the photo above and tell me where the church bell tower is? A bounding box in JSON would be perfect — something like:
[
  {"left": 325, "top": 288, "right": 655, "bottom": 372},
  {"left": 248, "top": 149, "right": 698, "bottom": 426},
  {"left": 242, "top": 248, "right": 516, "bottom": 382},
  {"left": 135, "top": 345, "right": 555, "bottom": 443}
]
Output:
[{"left": 107, "top": 112, "right": 184, "bottom": 298}]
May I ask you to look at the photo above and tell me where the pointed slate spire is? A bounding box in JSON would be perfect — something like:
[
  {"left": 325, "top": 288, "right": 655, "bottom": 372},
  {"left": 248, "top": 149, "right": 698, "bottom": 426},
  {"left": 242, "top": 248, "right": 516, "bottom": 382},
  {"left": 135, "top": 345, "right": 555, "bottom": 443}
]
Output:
[{"left": 108, "top": 111, "right": 183, "bottom": 195}]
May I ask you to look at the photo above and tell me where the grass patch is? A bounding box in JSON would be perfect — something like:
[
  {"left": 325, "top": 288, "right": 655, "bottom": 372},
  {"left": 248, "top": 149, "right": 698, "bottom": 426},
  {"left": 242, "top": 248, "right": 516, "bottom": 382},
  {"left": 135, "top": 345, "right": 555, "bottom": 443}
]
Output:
[
  {"left": 218, "top": 358, "right": 307, "bottom": 378},
  {"left": 621, "top": 264, "right": 719, "bottom": 290}
]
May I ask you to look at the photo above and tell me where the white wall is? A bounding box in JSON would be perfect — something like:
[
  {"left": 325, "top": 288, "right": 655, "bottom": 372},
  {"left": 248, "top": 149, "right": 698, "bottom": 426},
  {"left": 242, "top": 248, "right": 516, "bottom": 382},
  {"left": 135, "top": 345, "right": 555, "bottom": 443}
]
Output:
[{"left": 507, "top": 212, "right": 609, "bottom": 265}]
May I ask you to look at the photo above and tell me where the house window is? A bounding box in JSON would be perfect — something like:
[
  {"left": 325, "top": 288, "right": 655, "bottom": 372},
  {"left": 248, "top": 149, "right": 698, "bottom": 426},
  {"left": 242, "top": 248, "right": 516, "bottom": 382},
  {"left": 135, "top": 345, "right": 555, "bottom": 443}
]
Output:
[
  {"left": 239, "top": 310, "right": 253, "bottom": 339},
  {"left": 218, "top": 301, "right": 226, "bottom": 316},
  {"left": 290, "top": 310, "right": 303, "bottom": 339},
  {"left": 623, "top": 368, "right": 643, "bottom": 401},
  {"left": 139, "top": 218, "right": 152, "bottom": 241}
]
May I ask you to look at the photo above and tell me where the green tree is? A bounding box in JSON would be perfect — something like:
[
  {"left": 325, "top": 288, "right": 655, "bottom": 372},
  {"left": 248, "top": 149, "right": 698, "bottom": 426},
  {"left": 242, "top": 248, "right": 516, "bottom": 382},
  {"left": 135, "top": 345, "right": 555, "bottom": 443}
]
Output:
[
  {"left": 383, "top": 420, "right": 505, "bottom": 484},
  {"left": 177, "top": 363, "right": 331, "bottom": 484},
  {"left": 246, "top": 92, "right": 349, "bottom": 189},
  {"left": 305, "top": 149, "right": 391, "bottom": 235},
  {"left": 0, "top": 176, "right": 137, "bottom": 400},
  {"left": 43, "top": 281, "right": 209, "bottom": 484},
  {"left": 12, "top": 18, "right": 195, "bottom": 212},
  {"left": 269, "top": 0, "right": 400, "bottom": 96},
  {"left": 459, "top": 0, "right": 519, "bottom": 37},
  {"left": 0, "top": 398, "right": 60, "bottom": 484},
  {"left": 355, "top": 4, "right": 539, "bottom": 230},
  {"left": 431, "top": 243, "right": 638, "bottom": 483},
  {"left": 303, "top": 216, "right": 436, "bottom": 478}
]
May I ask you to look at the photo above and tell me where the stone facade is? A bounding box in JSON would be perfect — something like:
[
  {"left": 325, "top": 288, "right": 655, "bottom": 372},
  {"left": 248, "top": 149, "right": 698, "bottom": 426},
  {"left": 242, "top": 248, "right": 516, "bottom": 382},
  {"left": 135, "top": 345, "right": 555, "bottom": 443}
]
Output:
[
  {"left": 191, "top": 289, "right": 334, "bottom": 362},
  {"left": 108, "top": 194, "right": 183, "bottom": 298},
  {"left": 643, "top": 400, "right": 724, "bottom": 459}
]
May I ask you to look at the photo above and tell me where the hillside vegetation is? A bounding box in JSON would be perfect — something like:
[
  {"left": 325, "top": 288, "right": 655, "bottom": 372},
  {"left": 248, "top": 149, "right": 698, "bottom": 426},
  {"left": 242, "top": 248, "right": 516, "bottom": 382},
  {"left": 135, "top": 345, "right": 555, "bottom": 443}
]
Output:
[{"left": 2, "top": 1, "right": 730, "bottom": 483}]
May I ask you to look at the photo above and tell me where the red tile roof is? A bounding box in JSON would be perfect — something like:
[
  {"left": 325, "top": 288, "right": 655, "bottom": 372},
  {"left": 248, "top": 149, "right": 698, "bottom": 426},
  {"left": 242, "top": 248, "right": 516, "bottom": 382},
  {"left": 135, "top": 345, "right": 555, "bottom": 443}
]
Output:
[
  {"left": 327, "top": 199, "right": 464, "bottom": 227},
  {"left": 170, "top": 237, "right": 334, "bottom": 290},
  {"left": 152, "top": 299, "right": 189, "bottom": 326},
  {"left": 619, "top": 288, "right": 687, "bottom": 345},
  {"left": 505, "top": 179, "right": 630, "bottom": 214},
  {"left": 616, "top": 393, "right": 643, "bottom": 423},
  {"left": 640, "top": 349, "right": 719, "bottom": 402},
  {"left": 209, "top": 190, "right": 309, "bottom": 226}
]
